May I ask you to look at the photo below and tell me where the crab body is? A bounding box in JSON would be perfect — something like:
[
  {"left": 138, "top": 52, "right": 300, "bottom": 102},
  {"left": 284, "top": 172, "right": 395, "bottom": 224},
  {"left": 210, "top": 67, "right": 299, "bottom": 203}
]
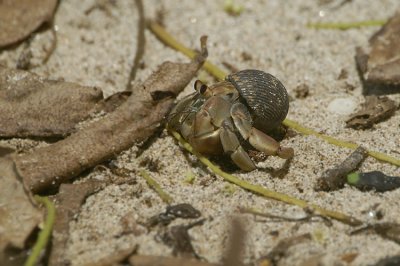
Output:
[{"left": 168, "top": 69, "right": 294, "bottom": 171}]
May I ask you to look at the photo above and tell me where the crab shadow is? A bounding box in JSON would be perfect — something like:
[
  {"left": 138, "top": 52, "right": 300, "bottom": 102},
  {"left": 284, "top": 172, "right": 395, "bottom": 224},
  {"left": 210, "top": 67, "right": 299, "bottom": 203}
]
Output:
[{"left": 181, "top": 150, "right": 292, "bottom": 180}]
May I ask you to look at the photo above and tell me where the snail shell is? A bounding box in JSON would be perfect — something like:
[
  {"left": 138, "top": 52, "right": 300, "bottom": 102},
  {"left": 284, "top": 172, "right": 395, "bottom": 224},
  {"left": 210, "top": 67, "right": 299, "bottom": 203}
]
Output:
[{"left": 226, "top": 69, "right": 289, "bottom": 132}]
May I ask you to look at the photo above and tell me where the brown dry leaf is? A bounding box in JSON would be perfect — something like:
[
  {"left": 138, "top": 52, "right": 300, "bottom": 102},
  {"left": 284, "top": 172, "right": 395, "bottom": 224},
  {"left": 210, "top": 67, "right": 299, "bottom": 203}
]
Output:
[
  {"left": 346, "top": 96, "right": 398, "bottom": 129},
  {"left": 298, "top": 254, "right": 329, "bottom": 266},
  {"left": 84, "top": 246, "right": 136, "bottom": 266},
  {"left": 222, "top": 218, "right": 246, "bottom": 266},
  {"left": 0, "top": 157, "right": 42, "bottom": 254},
  {"left": 0, "top": 66, "right": 104, "bottom": 138},
  {"left": 48, "top": 181, "right": 104, "bottom": 266},
  {"left": 0, "top": 0, "right": 58, "bottom": 48},
  {"left": 159, "top": 219, "right": 205, "bottom": 258},
  {"left": 129, "top": 255, "right": 220, "bottom": 266},
  {"left": 340, "top": 252, "right": 359, "bottom": 264},
  {"left": 0, "top": 145, "right": 15, "bottom": 157},
  {"left": 12, "top": 37, "right": 207, "bottom": 193},
  {"left": 355, "top": 10, "right": 400, "bottom": 94},
  {"left": 256, "top": 233, "right": 311, "bottom": 266},
  {"left": 351, "top": 222, "right": 400, "bottom": 245}
]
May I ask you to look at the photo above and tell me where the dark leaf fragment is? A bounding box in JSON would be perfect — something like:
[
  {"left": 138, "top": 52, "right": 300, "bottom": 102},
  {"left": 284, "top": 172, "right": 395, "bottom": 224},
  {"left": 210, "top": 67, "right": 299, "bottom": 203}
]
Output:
[
  {"left": 159, "top": 219, "right": 205, "bottom": 258},
  {"left": 256, "top": 234, "right": 311, "bottom": 266},
  {"left": 346, "top": 96, "right": 397, "bottom": 129},
  {"left": 166, "top": 203, "right": 202, "bottom": 219},
  {"left": 355, "top": 10, "right": 400, "bottom": 95},
  {"left": 350, "top": 222, "right": 400, "bottom": 245},
  {"left": 372, "top": 255, "right": 400, "bottom": 266},
  {"left": 148, "top": 203, "right": 201, "bottom": 227},
  {"left": 347, "top": 171, "right": 400, "bottom": 192}
]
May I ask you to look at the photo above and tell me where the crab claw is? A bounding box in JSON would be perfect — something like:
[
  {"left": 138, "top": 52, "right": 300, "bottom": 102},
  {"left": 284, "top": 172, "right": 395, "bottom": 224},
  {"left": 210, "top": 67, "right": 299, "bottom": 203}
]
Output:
[
  {"left": 231, "top": 102, "right": 294, "bottom": 159},
  {"left": 248, "top": 128, "right": 294, "bottom": 159}
]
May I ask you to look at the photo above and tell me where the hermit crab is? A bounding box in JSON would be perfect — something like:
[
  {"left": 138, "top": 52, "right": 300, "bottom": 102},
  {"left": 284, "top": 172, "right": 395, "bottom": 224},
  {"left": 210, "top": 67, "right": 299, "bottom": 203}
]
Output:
[{"left": 168, "top": 69, "right": 294, "bottom": 171}]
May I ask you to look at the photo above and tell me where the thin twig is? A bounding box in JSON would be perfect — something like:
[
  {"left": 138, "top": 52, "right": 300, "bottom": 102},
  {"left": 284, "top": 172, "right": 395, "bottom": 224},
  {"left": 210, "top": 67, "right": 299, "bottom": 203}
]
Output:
[
  {"left": 140, "top": 169, "right": 174, "bottom": 204},
  {"left": 169, "top": 129, "right": 361, "bottom": 226},
  {"left": 126, "top": 0, "right": 146, "bottom": 90},
  {"left": 25, "top": 196, "right": 55, "bottom": 266},
  {"left": 316, "top": 146, "right": 368, "bottom": 191},
  {"left": 41, "top": 22, "right": 58, "bottom": 65},
  {"left": 282, "top": 119, "right": 400, "bottom": 166},
  {"left": 147, "top": 21, "right": 400, "bottom": 167},
  {"left": 239, "top": 206, "right": 333, "bottom": 226}
]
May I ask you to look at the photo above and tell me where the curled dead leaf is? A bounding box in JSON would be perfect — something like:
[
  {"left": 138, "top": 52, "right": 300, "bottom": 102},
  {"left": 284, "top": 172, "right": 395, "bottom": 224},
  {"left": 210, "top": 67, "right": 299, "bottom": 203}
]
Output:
[
  {"left": 356, "top": 10, "right": 400, "bottom": 94},
  {"left": 346, "top": 96, "right": 398, "bottom": 129}
]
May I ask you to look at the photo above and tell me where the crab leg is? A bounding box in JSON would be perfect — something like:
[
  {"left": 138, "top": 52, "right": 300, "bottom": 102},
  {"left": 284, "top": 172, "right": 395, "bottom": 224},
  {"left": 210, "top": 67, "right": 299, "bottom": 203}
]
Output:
[
  {"left": 220, "top": 118, "right": 257, "bottom": 171},
  {"left": 231, "top": 103, "right": 294, "bottom": 159}
]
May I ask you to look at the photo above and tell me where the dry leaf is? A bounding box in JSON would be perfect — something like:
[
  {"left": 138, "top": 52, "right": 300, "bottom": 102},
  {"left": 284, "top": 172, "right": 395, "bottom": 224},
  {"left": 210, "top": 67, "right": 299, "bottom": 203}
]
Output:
[
  {"left": 13, "top": 39, "right": 207, "bottom": 193},
  {"left": 257, "top": 233, "right": 311, "bottom": 266},
  {"left": 0, "top": 66, "right": 104, "bottom": 138},
  {"left": 129, "top": 255, "right": 220, "bottom": 266},
  {"left": 346, "top": 96, "right": 397, "bottom": 129},
  {"left": 340, "top": 252, "right": 359, "bottom": 264},
  {"left": 0, "top": 157, "right": 42, "bottom": 252},
  {"left": 85, "top": 246, "right": 136, "bottom": 266},
  {"left": 48, "top": 181, "right": 106, "bottom": 266},
  {"left": 356, "top": 10, "right": 400, "bottom": 94},
  {"left": 351, "top": 222, "right": 400, "bottom": 245},
  {"left": 0, "top": 0, "right": 58, "bottom": 48}
]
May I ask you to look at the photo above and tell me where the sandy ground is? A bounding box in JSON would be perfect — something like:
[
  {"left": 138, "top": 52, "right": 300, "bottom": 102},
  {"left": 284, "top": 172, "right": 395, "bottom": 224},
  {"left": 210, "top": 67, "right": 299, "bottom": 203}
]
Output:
[{"left": 1, "top": 0, "right": 400, "bottom": 265}]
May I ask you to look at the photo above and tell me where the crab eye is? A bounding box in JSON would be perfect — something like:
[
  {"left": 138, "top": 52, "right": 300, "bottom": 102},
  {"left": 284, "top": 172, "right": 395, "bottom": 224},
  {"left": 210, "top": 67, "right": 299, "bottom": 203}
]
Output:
[
  {"left": 200, "top": 85, "right": 208, "bottom": 94},
  {"left": 194, "top": 80, "right": 209, "bottom": 95}
]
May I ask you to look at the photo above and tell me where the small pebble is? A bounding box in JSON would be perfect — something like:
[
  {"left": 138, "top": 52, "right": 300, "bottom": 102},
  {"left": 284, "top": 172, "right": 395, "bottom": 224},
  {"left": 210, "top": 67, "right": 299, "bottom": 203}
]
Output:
[{"left": 327, "top": 97, "right": 357, "bottom": 115}]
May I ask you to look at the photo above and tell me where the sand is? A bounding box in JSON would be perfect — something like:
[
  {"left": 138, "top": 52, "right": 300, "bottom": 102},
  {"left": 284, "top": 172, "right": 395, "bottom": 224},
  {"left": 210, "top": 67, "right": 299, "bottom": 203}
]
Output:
[{"left": 1, "top": 0, "right": 399, "bottom": 265}]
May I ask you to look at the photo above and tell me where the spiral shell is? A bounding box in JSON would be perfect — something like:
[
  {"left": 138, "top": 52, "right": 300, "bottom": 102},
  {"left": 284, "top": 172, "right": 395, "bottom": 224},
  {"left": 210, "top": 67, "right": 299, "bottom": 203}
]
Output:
[{"left": 226, "top": 69, "right": 289, "bottom": 131}]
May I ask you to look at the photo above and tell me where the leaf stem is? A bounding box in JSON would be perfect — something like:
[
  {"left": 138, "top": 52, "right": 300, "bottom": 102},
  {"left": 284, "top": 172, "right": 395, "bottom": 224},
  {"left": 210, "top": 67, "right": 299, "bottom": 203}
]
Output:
[
  {"left": 307, "top": 20, "right": 386, "bottom": 30},
  {"left": 140, "top": 169, "right": 174, "bottom": 204},
  {"left": 169, "top": 129, "right": 362, "bottom": 226},
  {"left": 25, "top": 196, "right": 55, "bottom": 266}
]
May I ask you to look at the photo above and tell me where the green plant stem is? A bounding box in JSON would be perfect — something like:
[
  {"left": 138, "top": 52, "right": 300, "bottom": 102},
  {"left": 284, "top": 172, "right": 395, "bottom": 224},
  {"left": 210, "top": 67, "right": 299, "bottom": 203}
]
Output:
[
  {"left": 140, "top": 169, "right": 174, "bottom": 204},
  {"left": 148, "top": 21, "right": 226, "bottom": 81},
  {"left": 148, "top": 21, "right": 400, "bottom": 167},
  {"left": 25, "top": 196, "right": 55, "bottom": 266},
  {"left": 283, "top": 119, "right": 400, "bottom": 166},
  {"left": 169, "top": 129, "right": 362, "bottom": 226},
  {"left": 307, "top": 20, "right": 386, "bottom": 30}
]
